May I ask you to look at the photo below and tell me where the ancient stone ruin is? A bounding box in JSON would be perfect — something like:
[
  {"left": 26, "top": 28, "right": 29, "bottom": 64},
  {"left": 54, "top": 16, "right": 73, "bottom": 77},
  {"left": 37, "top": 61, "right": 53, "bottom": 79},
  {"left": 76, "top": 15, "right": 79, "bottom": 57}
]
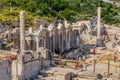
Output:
[{"left": 0, "top": 7, "right": 120, "bottom": 80}]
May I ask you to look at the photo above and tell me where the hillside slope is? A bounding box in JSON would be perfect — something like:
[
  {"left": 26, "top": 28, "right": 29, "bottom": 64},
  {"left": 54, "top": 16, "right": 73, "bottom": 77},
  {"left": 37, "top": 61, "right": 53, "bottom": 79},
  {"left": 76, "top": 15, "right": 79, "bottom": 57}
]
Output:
[{"left": 0, "top": 0, "right": 120, "bottom": 27}]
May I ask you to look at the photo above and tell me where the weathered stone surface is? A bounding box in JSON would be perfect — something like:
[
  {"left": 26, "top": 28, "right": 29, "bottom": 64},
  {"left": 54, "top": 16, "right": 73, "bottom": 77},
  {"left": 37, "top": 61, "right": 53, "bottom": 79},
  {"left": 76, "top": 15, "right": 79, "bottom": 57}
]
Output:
[
  {"left": 23, "top": 53, "right": 33, "bottom": 62},
  {"left": 105, "top": 42, "right": 115, "bottom": 50},
  {"left": 12, "top": 51, "right": 41, "bottom": 80},
  {"left": 40, "top": 67, "right": 76, "bottom": 80},
  {"left": 55, "top": 72, "right": 73, "bottom": 80},
  {"left": 0, "top": 59, "right": 11, "bottom": 80},
  {"left": 42, "top": 59, "right": 50, "bottom": 68},
  {"left": 38, "top": 47, "right": 49, "bottom": 59},
  {"left": 77, "top": 71, "right": 97, "bottom": 77},
  {"left": 19, "top": 11, "right": 25, "bottom": 51}
]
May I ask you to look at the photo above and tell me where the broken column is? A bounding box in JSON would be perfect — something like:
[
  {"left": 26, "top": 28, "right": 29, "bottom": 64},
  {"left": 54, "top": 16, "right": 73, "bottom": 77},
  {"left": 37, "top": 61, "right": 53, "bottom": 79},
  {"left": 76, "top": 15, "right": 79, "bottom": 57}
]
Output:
[
  {"left": 19, "top": 11, "right": 25, "bottom": 51},
  {"left": 96, "top": 7, "right": 102, "bottom": 47},
  {"left": 97, "top": 7, "right": 101, "bottom": 40}
]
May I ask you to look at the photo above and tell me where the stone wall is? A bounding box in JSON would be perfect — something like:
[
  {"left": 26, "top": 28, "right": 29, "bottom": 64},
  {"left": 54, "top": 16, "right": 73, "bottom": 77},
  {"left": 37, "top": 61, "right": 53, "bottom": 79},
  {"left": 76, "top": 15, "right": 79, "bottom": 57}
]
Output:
[
  {"left": 0, "top": 59, "right": 11, "bottom": 80},
  {"left": 12, "top": 51, "right": 41, "bottom": 80},
  {"left": 37, "top": 47, "right": 55, "bottom": 68}
]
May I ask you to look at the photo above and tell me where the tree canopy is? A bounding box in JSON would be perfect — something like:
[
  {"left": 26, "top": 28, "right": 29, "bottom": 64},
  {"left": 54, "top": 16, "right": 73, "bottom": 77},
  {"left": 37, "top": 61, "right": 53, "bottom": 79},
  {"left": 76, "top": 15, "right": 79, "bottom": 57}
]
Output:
[{"left": 0, "top": 0, "right": 120, "bottom": 27}]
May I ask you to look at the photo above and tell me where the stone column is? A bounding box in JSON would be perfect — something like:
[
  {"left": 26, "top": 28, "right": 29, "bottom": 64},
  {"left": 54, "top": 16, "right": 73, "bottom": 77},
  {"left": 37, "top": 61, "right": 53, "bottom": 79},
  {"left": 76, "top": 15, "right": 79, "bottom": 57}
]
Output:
[
  {"left": 49, "top": 32, "right": 52, "bottom": 51},
  {"left": 97, "top": 7, "right": 101, "bottom": 39},
  {"left": 62, "top": 34, "right": 64, "bottom": 51},
  {"left": 77, "top": 35, "right": 79, "bottom": 46},
  {"left": 36, "top": 37, "right": 39, "bottom": 51},
  {"left": 58, "top": 31, "right": 61, "bottom": 51},
  {"left": 32, "top": 40, "right": 34, "bottom": 50},
  {"left": 64, "top": 19, "right": 67, "bottom": 27},
  {"left": 66, "top": 30, "right": 68, "bottom": 49},
  {"left": 8, "top": 30, "right": 11, "bottom": 42},
  {"left": 0, "top": 42, "right": 2, "bottom": 50},
  {"left": 29, "top": 27, "right": 32, "bottom": 34},
  {"left": 69, "top": 32, "right": 72, "bottom": 48},
  {"left": 68, "top": 31, "right": 70, "bottom": 49},
  {"left": 77, "top": 30, "right": 80, "bottom": 46},
  {"left": 26, "top": 38, "right": 29, "bottom": 50},
  {"left": 42, "top": 39, "right": 44, "bottom": 47},
  {"left": 74, "top": 30, "right": 76, "bottom": 46},
  {"left": 19, "top": 11, "right": 25, "bottom": 51},
  {"left": 53, "top": 35, "right": 55, "bottom": 52},
  {"left": 28, "top": 40, "right": 31, "bottom": 50},
  {"left": 72, "top": 30, "right": 74, "bottom": 47},
  {"left": 44, "top": 38, "right": 46, "bottom": 48}
]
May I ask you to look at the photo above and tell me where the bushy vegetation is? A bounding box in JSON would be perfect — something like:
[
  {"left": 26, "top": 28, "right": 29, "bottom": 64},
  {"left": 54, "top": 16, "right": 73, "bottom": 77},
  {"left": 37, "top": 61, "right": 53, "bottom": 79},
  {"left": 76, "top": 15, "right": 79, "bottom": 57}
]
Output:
[
  {"left": 113, "top": 0, "right": 120, "bottom": 2},
  {"left": 0, "top": 0, "right": 120, "bottom": 27}
]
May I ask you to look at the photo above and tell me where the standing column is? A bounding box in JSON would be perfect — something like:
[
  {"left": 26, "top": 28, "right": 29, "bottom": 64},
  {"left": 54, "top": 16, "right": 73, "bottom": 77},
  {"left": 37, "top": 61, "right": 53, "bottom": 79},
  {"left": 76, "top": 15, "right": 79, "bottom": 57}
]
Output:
[
  {"left": 77, "top": 30, "right": 80, "bottom": 46},
  {"left": 44, "top": 38, "right": 46, "bottom": 48},
  {"left": 58, "top": 31, "right": 61, "bottom": 51},
  {"left": 19, "top": 11, "right": 25, "bottom": 51},
  {"left": 74, "top": 30, "right": 76, "bottom": 46},
  {"left": 49, "top": 32, "right": 52, "bottom": 51},
  {"left": 68, "top": 31, "right": 70, "bottom": 49},
  {"left": 0, "top": 42, "right": 2, "bottom": 50},
  {"left": 29, "top": 27, "right": 32, "bottom": 34},
  {"left": 26, "top": 38, "right": 29, "bottom": 50},
  {"left": 36, "top": 37, "right": 39, "bottom": 51},
  {"left": 62, "top": 34, "right": 64, "bottom": 51},
  {"left": 42, "top": 39, "right": 44, "bottom": 47},
  {"left": 72, "top": 30, "right": 74, "bottom": 47},
  {"left": 97, "top": 7, "right": 101, "bottom": 39},
  {"left": 69, "top": 32, "right": 71, "bottom": 48},
  {"left": 28, "top": 27, "right": 32, "bottom": 50},
  {"left": 66, "top": 30, "right": 68, "bottom": 49},
  {"left": 32, "top": 40, "right": 35, "bottom": 50},
  {"left": 53, "top": 36, "right": 55, "bottom": 52}
]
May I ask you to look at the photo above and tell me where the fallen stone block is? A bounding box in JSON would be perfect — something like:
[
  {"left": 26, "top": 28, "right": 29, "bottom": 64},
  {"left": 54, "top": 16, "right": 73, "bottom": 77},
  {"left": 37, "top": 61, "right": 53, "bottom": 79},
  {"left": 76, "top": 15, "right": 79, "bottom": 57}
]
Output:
[{"left": 54, "top": 71, "right": 73, "bottom": 80}]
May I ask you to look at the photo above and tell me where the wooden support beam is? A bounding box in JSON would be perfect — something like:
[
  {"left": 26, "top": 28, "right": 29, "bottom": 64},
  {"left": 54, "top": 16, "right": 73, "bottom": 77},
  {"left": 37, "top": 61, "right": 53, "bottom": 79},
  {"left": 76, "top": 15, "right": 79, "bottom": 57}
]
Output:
[
  {"left": 75, "top": 56, "right": 79, "bottom": 70},
  {"left": 93, "top": 59, "right": 96, "bottom": 72},
  {"left": 107, "top": 60, "right": 110, "bottom": 77}
]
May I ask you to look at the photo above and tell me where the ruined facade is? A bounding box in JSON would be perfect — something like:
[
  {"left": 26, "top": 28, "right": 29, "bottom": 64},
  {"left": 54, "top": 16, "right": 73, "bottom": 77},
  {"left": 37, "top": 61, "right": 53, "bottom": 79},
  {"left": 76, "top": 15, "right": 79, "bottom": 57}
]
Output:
[
  {"left": 12, "top": 51, "right": 41, "bottom": 80},
  {"left": 1, "top": 7, "right": 120, "bottom": 80},
  {"left": 25, "top": 20, "right": 82, "bottom": 53}
]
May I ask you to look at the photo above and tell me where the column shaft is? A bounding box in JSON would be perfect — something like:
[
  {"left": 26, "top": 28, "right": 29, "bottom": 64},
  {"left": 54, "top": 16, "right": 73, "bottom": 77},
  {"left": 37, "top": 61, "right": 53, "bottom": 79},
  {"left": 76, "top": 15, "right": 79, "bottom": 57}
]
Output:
[
  {"left": 19, "top": 11, "right": 25, "bottom": 51},
  {"left": 97, "top": 7, "right": 101, "bottom": 39}
]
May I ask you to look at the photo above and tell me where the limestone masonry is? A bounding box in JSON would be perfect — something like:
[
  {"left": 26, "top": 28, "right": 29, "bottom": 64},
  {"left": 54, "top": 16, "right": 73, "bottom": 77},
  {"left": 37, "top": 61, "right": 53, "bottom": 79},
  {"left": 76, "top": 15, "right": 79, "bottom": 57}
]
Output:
[{"left": 0, "top": 7, "right": 120, "bottom": 80}]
